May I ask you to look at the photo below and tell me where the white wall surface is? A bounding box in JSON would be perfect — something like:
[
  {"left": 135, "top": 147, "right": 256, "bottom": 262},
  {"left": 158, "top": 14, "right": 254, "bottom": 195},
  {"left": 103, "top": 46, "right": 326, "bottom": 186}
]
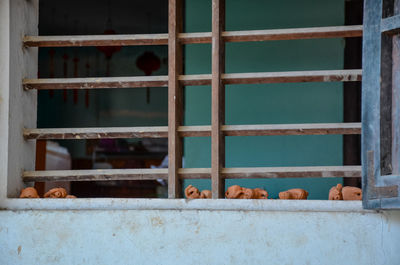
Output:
[{"left": 0, "top": 208, "right": 400, "bottom": 265}]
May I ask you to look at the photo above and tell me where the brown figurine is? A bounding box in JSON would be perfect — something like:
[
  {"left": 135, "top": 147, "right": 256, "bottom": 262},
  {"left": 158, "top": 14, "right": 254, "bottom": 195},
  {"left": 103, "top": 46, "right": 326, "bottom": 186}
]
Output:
[
  {"left": 185, "top": 185, "right": 201, "bottom": 199},
  {"left": 225, "top": 185, "right": 245, "bottom": 199},
  {"left": 44, "top": 187, "right": 67, "bottom": 198},
  {"left": 342, "top": 186, "right": 362, "bottom": 200},
  {"left": 329, "top": 184, "right": 344, "bottom": 200},
  {"left": 242, "top": 188, "right": 255, "bottom": 199},
  {"left": 200, "top": 190, "right": 212, "bottom": 199},
  {"left": 226, "top": 185, "right": 269, "bottom": 199},
  {"left": 19, "top": 187, "right": 40, "bottom": 198},
  {"left": 66, "top": 195, "right": 77, "bottom": 199},
  {"left": 253, "top": 188, "right": 268, "bottom": 199},
  {"left": 279, "top": 188, "right": 309, "bottom": 200},
  {"left": 329, "top": 184, "right": 362, "bottom": 200}
]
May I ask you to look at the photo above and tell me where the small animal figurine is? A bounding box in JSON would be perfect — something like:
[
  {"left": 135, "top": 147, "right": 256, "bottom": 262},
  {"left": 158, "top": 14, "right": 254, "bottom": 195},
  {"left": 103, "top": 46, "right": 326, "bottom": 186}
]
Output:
[
  {"left": 44, "top": 187, "right": 67, "bottom": 198},
  {"left": 66, "top": 195, "right": 77, "bottom": 199},
  {"left": 242, "top": 188, "right": 255, "bottom": 199},
  {"left": 329, "top": 184, "right": 362, "bottom": 201},
  {"left": 279, "top": 188, "right": 309, "bottom": 200},
  {"left": 329, "top": 184, "right": 344, "bottom": 200},
  {"left": 225, "top": 185, "right": 245, "bottom": 199},
  {"left": 253, "top": 188, "right": 268, "bottom": 199},
  {"left": 185, "top": 185, "right": 201, "bottom": 199},
  {"left": 19, "top": 187, "right": 40, "bottom": 198},
  {"left": 200, "top": 190, "right": 212, "bottom": 199},
  {"left": 342, "top": 186, "right": 362, "bottom": 200}
]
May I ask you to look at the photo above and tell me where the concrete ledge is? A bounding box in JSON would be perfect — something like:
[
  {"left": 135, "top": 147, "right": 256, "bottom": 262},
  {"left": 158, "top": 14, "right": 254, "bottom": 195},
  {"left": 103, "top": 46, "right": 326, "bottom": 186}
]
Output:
[{"left": 0, "top": 198, "right": 372, "bottom": 212}]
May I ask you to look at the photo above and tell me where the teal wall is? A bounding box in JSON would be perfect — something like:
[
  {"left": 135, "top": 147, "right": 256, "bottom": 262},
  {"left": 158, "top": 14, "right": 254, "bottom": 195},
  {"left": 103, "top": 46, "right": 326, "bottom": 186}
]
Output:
[{"left": 184, "top": 0, "right": 345, "bottom": 199}]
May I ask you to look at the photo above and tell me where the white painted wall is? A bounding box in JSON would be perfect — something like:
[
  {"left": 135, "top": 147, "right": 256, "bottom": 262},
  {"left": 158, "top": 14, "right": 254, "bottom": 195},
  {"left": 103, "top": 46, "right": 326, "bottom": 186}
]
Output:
[{"left": 0, "top": 207, "right": 400, "bottom": 265}]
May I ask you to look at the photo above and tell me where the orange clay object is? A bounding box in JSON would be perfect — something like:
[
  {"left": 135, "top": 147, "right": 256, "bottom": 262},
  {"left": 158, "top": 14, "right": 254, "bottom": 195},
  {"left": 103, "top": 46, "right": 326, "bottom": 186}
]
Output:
[
  {"left": 253, "top": 188, "right": 268, "bottom": 199},
  {"left": 44, "top": 187, "right": 67, "bottom": 198},
  {"left": 342, "top": 186, "right": 362, "bottom": 200},
  {"left": 19, "top": 187, "right": 40, "bottom": 198},
  {"left": 279, "top": 188, "right": 309, "bottom": 200},
  {"left": 242, "top": 188, "right": 255, "bottom": 199},
  {"left": 225, "top": 185, "right": 244, "bottom": 199},
  {"left": 329, "top": 184, "right": 343, "bottom": 200},
  {"left": 66, "top": 195, "right": 77, "bottom": 199},
  {"left": 185, "top": 185, "right": 201, "bottom": 199},
  {"left": 200, "top": 190, "right": 212, "bottom": 199}
]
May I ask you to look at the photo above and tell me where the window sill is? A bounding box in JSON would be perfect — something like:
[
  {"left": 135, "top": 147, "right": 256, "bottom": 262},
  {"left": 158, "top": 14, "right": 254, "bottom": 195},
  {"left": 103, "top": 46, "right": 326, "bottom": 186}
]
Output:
[{"left": 0, "top": 198, "right": 371, "bottom": 212}]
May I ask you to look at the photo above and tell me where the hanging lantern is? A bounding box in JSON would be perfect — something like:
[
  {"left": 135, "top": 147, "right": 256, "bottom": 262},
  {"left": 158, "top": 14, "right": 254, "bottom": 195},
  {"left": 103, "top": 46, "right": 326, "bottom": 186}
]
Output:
[
  {"left": 136, "top": 51, "right": 161, "bottom": 103},
  {"left": 96, "top": 29, "right": 122, "bottom": 76}
]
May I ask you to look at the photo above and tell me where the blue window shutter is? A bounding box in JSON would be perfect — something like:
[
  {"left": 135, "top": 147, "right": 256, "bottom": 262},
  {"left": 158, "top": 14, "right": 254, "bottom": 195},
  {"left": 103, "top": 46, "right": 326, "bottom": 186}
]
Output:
[{"left": 362, "top": 0, "right": 400, "bottom": 209}]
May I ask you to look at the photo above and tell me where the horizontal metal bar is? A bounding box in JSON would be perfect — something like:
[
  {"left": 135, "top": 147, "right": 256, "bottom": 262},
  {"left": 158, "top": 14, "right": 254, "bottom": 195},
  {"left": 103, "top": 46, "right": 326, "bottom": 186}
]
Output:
[
  {"left": 23, "top": 70, "right": 361, "bottom": 90},
  {"left": 381, "top": 14, "right": 400, "bottom": 33},
  {"left": 23, "top": 76, "right": 169, "bottom": 90},
  {"left": 22, "top": 168, "right": 209, "bottom": 182},
  {"left": 23, "top": 168, "right": 169, "bottom": 182},
  {"left": 23, "top": 34, "right": 169, "bottom": 47},
  {"left": 23, "top": 25, "right": 363, "bottom": 47},
  {"left": 222, "top": 166, "right": 361, "bottom": 179},
  {"left": 222, "top": 70, "right": 362, "bottom": 85},
  {"left": 23, "top": 127, "right": 169, "bottom": 139},
  {"left": 222, "top": 123, "right": 361, "bottom": 136},
  {"left": 222, "top": 25, "right": 363, "bottom": 42},
  {"left": 23, "top": 166, "right": 360, "bottom": 182},
  {"left": 23, "top": 123, "right": 361, "bottom": 140}
]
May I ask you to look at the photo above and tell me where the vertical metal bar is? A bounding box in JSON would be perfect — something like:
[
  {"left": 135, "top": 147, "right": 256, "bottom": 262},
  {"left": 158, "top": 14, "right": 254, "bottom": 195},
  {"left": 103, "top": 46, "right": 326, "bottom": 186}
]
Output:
[
  {"left": 392, "top": 0, "right": 400, "bottom": 174},
  {"left": 211, "top": 0, "right": 225, "bottom": 198},
  {"left": 362, "top": 0, "right": 383, "bottom": 205},
  {"left": 168, "top": 0, "right": 183, "bottom": 198}
]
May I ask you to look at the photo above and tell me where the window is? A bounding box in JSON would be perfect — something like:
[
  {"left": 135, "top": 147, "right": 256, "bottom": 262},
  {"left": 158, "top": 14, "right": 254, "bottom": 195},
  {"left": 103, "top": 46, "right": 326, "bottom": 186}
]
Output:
[{"left": 1, "top": 0, "right": 398, "bottom": 210}]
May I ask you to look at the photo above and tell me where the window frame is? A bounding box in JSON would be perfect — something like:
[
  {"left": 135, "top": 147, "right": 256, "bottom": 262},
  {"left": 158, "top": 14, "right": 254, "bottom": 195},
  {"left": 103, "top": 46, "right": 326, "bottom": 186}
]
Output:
[{"left": 0, "top": 0, "right": 375, "bottom": 211}]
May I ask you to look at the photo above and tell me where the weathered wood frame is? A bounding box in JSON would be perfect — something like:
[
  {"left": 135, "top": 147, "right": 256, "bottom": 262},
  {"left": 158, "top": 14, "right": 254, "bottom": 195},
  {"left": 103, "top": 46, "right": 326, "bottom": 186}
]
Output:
[
  {"left": 362, "top": 0, "right": 400, "bottom": 209},
  {"left": 20, "top": 0, "right": 368, "bottom": 199}
]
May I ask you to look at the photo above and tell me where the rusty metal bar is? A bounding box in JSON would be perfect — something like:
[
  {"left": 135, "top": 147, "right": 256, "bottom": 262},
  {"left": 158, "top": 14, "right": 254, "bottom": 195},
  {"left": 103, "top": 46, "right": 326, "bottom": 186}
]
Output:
[
  {"left": 23, "top": 123, "right": 361, "bottom": 140},
  {"left": 211, "top": 0, "right": 226, "bottom": 199},
  {"left": 23, "top": 25, "right": 363, "bottom": 47},
  {"left": 168, "top": 0, "right": 183, "bottom": 198},
  {"left": 22, "top": 166, "right": 361, "bottom": 182}
]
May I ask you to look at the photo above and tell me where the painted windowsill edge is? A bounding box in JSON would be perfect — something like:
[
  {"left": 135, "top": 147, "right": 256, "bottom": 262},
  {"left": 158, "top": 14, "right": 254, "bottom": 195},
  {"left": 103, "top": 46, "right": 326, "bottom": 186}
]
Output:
[{"left": 0, "top": 198, "right": 373, "bottom": 212}]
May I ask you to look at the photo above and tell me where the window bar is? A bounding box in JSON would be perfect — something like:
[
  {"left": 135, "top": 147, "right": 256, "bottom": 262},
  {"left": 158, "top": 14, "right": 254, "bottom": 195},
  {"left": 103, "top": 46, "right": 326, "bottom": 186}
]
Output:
[
  {"left": 23, "top": 25, "right": 363, "bottom": 47},
  {"left": 211, "top": 0, "right": 226, "bottom": 198},
  {"left": 168, "top": 0, "right": 183, "bottom": 198}
]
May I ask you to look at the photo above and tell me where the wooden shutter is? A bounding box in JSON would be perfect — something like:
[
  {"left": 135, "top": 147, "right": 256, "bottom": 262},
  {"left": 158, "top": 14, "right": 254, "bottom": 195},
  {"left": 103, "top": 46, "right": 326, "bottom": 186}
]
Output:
[{"left": 362, "top": 0, "right": 400, "bottom": 209}]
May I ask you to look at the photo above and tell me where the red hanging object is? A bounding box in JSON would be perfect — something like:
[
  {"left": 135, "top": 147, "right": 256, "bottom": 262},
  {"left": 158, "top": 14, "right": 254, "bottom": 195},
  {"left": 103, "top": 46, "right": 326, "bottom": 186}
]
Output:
[
  {"left": 96, "top": 29, "right": 122, "bottom": 76},
  {"left": 136, "top": 51, "right": 161, "bottom": 103},
  {"left": 62, "top": 53, "right": 69, "bottom": 102}
]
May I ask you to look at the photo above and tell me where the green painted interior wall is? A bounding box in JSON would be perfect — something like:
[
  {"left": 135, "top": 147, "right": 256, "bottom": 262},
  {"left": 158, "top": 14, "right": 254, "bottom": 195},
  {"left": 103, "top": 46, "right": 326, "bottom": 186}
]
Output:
[{"left": 184, "top": 0, "right": 345, "bottom": 199}]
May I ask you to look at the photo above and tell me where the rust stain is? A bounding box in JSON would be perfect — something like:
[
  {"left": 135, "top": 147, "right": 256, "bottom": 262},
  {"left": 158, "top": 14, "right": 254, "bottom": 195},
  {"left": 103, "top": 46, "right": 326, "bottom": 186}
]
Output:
[
  {"left": 151, "top": 216, "right": 164, "bottom": 227},
  {"left": 17, "top": 245, "right": 21, "bottom": 255}
]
